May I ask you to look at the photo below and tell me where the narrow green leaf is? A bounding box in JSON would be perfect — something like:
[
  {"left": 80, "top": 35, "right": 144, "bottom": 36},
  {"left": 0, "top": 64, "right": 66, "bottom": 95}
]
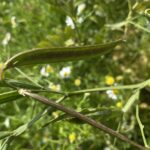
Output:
[
  {"left": 0, "top": 91, "right": 22, "bottom": 105},
  {"left": 0, "top": 137, "right": 12, "bottom": 150},
  {"left": 3, "top": 79, "right": 42, "bottom": 90},
  {"left": 0, "top": 132, "right": 12, "bottom": 140},
  {"left": 4, "top": 40, "right": 124, "bottom": 70},
  {"left": 12, "top": 124, "right": 28, "bottom": 136}
]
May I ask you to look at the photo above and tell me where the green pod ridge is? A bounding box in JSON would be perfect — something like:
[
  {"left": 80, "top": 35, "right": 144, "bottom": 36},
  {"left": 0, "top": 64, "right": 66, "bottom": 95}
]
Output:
[{"left": 4, "top": 40, "right": 124, "bottom": 69}]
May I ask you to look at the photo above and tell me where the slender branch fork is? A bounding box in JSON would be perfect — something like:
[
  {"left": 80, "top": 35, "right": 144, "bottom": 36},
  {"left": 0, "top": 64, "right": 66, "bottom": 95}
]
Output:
[{"left": 19, "top": 89, "right": 147, "bottom": 150}]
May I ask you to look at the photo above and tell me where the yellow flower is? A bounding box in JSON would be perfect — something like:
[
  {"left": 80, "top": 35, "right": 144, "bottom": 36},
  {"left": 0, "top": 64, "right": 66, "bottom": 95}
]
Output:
[
  {"left": 116, "top": 101, "right": 123, "bottom": 108},
  {"left": 40, "top": 65, "right": 54, "bottom": 77},
  {"left": 74, "top": 78, "right": 81, "bottom": 86},
  {"left": 105, "top": 75, "right": 115, "bottom": 85},
  {"left": 68, "top": 133, "right": 76, "bottom": 143},
  {"left": 0, "top": 63, "right": 3, "bottom": 68},
  {"left": 49, "top": 83, "right": 61, "bottom": 92},
  {"left": 46, "top": 65, "right": 54, "bottom": 73},
  {"left": 59, "top": 66, "right": 71, "bottom": 79}
]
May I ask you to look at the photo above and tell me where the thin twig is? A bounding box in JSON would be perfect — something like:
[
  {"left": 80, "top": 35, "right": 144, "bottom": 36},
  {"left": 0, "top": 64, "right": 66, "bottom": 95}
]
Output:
[
  {"left": 123, "top": 0, "right": 133, "bottom": 39},
  {"left": 128, "top": 21, "right": 150, "bottom": 34},
  {"left": 136, "top": 105, "right": 150, "bottom": 148},
  {"left": 66, "top": 79, "right": 150, "bottom": 96},
  {"left": 20, "top": 90, "right": 147, "bottom": 150},
  {"left": 15, "top": 68, "right": 43, "bottom": 88}
]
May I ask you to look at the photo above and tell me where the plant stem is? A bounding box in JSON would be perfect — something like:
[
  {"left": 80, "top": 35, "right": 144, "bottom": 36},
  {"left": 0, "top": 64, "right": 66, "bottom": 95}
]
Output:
[
  {"left": 66, "top": 79, "right": 150, "bottom": 96},
  {"left": 128, "top": 21, "right": 150, "bottom": 34},
  {"left": 136, "top": 105, "right": 150, "bottom": 148},
  {"left": 20, "top": 90, "right": 147, "bottom": 150},
  {"left": 124, "top": 0, "right": 133, "bottom": 39}
]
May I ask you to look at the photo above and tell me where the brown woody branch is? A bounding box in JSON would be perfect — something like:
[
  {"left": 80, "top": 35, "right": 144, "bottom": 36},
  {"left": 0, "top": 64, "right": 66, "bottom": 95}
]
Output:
[{"left": 20, "top": 90, "right": 147, "bottom": 150}]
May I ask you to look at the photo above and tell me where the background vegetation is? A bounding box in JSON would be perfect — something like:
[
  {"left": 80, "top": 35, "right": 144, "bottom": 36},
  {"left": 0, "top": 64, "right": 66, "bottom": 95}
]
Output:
[{"left": 0, "top": 0, "right": 150, "bottom": 149}]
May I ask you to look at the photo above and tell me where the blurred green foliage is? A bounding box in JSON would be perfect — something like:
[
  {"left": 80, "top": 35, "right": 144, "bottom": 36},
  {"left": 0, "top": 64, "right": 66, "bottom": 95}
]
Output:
[{"left": 0, "top": 0, "right": 150, "bottom": 149}]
